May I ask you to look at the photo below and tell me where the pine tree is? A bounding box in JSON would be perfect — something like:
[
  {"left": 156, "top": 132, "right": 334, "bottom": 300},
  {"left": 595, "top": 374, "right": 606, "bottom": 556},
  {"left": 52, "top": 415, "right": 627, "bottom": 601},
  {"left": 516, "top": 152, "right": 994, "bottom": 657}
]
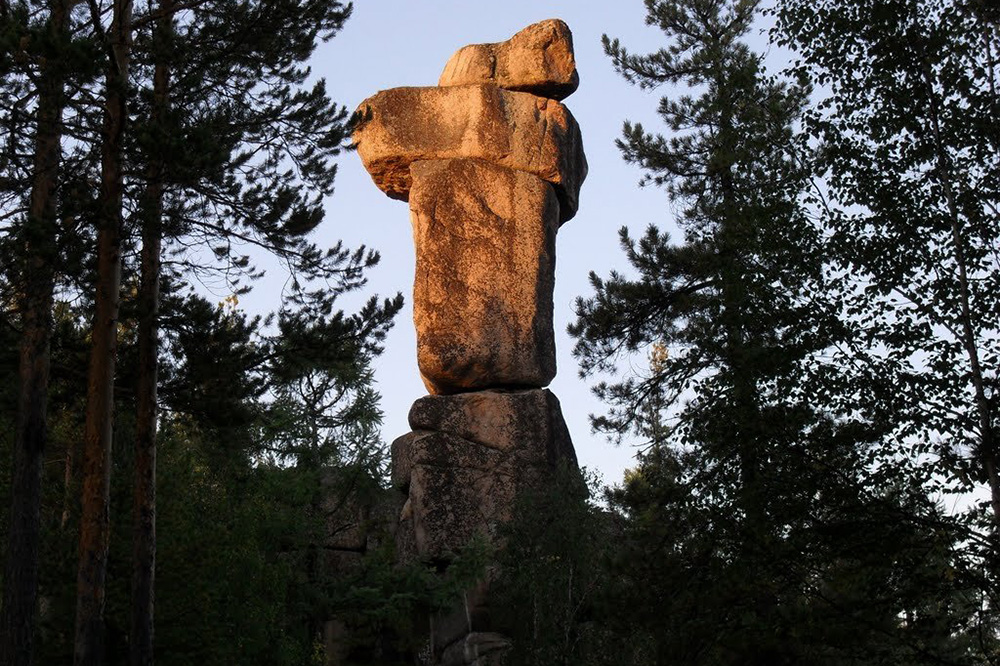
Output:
[
  {"left": 64, "top": 0, "right": 371, "bottom": 658},
  {"left": 128, "top": 1, "right": 171, "bottom": 662},
  {"left": 571, "top": 0, "right": 978, "bottom": 662},
  {"left": 74, "top": 0, "right": 133, "bottom": 661},
  {"left": 0, "top": 1, "right": 93, "bottom": 662},
  {"left": 572, "top": 0, "right": 830, "bottom": 524}
]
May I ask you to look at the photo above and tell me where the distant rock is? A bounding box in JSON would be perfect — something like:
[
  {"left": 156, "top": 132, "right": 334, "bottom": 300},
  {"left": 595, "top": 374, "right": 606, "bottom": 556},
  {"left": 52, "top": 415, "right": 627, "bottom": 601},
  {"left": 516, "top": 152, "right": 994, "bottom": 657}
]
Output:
[
  {"left": 439, "top": 19, "right": 579, "bottom": 101},
  {"left": 440, "top": 631, "right": 511, "bottom": 666},
  {"left": 430, "top": 578, "right": 493, "bottom": 659},
  {"left": 353, "top": 84, "right": 586, "bottom": 221}
]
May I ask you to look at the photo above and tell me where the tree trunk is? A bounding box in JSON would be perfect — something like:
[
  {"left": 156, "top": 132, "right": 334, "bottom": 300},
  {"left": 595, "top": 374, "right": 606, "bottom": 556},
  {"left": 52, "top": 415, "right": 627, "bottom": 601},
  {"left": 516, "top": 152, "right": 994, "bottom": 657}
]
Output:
[
  {"left": 919, "top": 60, "right": 1000, "bottom": 533},
  {"left": 74, "top": 0, "right": 133, "bottom": 662},
  {"left": 62, "top": 437, "right": 76, "bottom": 530},
  {"left": 130, "top": 1, "right": 171, "bottom": 661},
  {"left": 0, "top": 2, "right": 69, "bottom": 663}
]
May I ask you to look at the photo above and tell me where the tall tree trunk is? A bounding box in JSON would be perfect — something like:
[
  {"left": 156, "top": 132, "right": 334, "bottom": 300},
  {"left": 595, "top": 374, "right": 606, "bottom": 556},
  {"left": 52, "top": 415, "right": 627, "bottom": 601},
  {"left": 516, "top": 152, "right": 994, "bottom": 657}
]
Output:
[
  {"left": 62, "top": 437, "right": 76, "bottom": 530},
  {"left": 918, "top": 59, "right": 1000, "bottom": 533},
  {"left": 130, "top": 0, "right": 171, "bottom": 661},
  {"left": 0, "top": 1, "right": 69, "bottom": 663},
  {"left": 75, "top": 0, "right": 132, "bottom": 662}
]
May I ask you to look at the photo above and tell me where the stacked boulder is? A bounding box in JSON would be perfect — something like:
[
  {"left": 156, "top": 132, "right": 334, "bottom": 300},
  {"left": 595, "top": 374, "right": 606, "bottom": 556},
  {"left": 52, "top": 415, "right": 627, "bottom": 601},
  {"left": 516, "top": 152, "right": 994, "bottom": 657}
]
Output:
[{"left": 353, "top": 19, "right": 586, "bottom": 665}]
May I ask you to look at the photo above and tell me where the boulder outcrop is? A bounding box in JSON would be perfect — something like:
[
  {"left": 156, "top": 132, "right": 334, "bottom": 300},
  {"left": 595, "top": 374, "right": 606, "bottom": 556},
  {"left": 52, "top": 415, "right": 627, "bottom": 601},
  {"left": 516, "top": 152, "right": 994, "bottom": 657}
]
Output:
[
  {"left": 408, "top": 388, "right": 576, "bottom": 467},
  {"left": 392, "top": 389, "right": 577, "bottom": 561}
]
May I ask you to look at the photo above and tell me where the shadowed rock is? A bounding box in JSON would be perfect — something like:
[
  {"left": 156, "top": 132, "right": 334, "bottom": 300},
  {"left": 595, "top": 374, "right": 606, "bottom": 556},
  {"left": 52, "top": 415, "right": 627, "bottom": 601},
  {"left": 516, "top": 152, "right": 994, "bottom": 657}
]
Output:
[
  {"left": 409, "top": 159, "right": 558, "bottom": 394},
  {"left": 408, "top": 388, "right": 577, "bottom": 468},
  {"left": 430, "top": 578, "right": 493, "bottom": 659},
  {"left": 353, "top": 85, "right": 586, "bottom": 221},
  {"left": 439, "top": 19, "right": 579, "bottom": 101},
  {"left": 391, "top": 430, "right": 510, "bottom": 492},
  {"left": 391, "top": 388, "right": 577, "bottom": 563},
  {"left": 440, "top": 632, "right": 511, "bottom": 666},
  {"left": 391, "top": 431, "right": 519, "bottom": 561}
]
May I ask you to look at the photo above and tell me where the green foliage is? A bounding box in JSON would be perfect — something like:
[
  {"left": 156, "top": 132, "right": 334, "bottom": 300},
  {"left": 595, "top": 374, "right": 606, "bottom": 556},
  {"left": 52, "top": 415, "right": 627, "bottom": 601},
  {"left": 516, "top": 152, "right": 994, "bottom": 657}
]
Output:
[
  {"left": 492, "top": 467, "right": 620, "bottom": 665},
  {"left": 264, "top": 287, "right": 403, "bottom": 470},
  {"left": 0, "top": 288, "right": 403, "bottom": 664},
  {"left": 0, "top": 0, "right": 408, "bottom": 661},
  {"left": 324, "top": 535, "right": 493, "bottom": 662},
  {"left": 773, "top": 0, "right": 1000, "bottom": 530},
  {"left": 576, "top": 0, "right": 833, "bottom": 451},
  {"left": 128, "top": 0, "right": 365, "bottom": 298},
  {"left": 571, "top": 0, "right": 989, "bottom": 662},
  {"left": 604, "top": 443, "right": 983, "bottom": 664},
  {"left": 0, "top": 244, "right": 404, "bottom": 663},
  {"left": 126, "top": 421, "right": 316, "bottom": 665},
  {"left": 773, "top": 0, "right": 1000, "bottom": 649}
]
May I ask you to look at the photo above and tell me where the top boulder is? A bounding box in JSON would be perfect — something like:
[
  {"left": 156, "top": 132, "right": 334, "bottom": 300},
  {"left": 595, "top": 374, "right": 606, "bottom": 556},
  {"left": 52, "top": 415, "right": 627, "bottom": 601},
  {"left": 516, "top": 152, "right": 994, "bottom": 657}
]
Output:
[{"left": 439, "top": 19, "right": 579, "bottom": 100}]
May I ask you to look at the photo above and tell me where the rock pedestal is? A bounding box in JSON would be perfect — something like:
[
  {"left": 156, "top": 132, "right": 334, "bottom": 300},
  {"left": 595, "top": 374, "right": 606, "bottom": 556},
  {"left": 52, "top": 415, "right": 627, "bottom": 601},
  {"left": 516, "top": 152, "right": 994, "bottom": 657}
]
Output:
[{"left": 353, "top": 19, "right": 586, "bottom": 665}]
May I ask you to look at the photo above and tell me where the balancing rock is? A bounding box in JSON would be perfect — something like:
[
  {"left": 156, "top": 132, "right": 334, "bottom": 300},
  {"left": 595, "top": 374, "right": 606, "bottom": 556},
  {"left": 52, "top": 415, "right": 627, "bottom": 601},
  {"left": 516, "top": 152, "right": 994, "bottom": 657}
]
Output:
[
  {"left": 351, "top": 18, "right": 587, "bottom": 665},
  {"left": 438, "top": 19, "right": 579, "bottom": 101},
  {"left": 409, "top": 159, "right": 558, "bottom": 394},
  {"left": 353, "top": 84, "right": 586, "bottom": 221}
]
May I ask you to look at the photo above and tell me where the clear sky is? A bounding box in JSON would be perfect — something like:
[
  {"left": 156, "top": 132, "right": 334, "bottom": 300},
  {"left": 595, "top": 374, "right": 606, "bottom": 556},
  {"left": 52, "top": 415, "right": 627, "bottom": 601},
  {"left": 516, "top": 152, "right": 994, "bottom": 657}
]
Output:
[{"left": 290, "top": 1, "right": 697, "bottom": 485}]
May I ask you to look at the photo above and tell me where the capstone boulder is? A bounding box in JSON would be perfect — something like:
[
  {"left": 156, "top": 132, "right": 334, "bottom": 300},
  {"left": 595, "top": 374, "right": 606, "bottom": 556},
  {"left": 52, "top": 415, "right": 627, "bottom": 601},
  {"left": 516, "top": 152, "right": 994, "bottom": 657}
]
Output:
[{"left": 439, "top": 19, "right": 579, "bottom": 101}]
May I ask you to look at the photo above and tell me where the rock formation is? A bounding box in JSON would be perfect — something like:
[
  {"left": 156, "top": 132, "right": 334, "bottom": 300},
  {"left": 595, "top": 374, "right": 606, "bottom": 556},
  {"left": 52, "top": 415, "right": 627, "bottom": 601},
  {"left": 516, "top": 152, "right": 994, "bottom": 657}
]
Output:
[
  {"left": 353, "top": 84, "right": 586, "bottom": 220},
  {"left": 353, "top": 19, "right": 586, "bottom": 665},
  {"left": 438, "top": 19, "right": 579, "bottom": 100}
]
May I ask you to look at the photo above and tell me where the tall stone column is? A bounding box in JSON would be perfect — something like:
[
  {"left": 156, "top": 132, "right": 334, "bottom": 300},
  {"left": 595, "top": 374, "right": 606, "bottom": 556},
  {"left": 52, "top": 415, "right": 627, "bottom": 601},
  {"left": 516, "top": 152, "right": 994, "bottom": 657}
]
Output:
[{"left": 353, "top": 19, "right": 587, "bottom": 665}]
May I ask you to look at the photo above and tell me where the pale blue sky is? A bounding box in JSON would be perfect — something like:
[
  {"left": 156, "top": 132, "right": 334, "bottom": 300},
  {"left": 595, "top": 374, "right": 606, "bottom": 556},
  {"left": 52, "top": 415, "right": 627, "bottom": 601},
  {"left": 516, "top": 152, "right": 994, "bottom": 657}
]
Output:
[{"left": 284, "top": 1, "right": 722, "bottom": 483}]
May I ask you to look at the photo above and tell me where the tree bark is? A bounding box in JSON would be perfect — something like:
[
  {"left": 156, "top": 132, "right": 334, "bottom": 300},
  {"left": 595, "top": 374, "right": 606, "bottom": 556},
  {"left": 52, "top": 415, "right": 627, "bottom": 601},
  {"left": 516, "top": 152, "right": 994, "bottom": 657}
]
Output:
[
  {"left": 130, "top": 1, "right": 171, "bottom": 661},
  {"left": 74, "top": 0, "right": 133, "bottom": 662},
  {"left": 0, "top": 2, "right": 69, "bottom": 663}
]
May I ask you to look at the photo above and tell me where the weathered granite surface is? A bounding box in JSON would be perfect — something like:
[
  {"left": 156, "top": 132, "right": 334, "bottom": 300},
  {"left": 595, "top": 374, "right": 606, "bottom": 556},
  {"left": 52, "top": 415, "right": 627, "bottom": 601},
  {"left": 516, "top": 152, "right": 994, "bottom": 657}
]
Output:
[
  {"left": 439, "top": 19, "right": 579, "bottom": 100},
  {"left": 410, "top": 159, "right": 558, "bottom": 394},
  {"left": 408, "top": 389, "right": 576, "bottom": 467},
  {"left": 352, "top": 18, "right": 586, "bottom": 666},
  {"left": 353, "top": 84, "right": 586, "bottom": 222}
]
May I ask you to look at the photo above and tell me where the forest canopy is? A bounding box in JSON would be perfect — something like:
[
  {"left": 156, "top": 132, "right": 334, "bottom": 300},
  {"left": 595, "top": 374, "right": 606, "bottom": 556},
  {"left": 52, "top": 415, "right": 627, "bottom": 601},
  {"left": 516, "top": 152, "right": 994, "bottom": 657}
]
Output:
[{"left": 2, "top": 0, "right": 999, "bottom": 664}]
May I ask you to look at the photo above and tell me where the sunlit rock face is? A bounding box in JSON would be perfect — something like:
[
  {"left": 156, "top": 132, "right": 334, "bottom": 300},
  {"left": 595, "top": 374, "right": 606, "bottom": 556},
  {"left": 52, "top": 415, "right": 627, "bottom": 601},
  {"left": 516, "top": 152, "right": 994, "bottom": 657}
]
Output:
[
  {"left": 438, "top": 19, "right": 580, "bottom": 100},
  {"left": 409, "top": 159, "right": 559, "bottom": 394},
  {"left": 352, "top": 18, "right": 584, "bottom": 665},
  {"left": 353, "top": 84, "right": 586, "bottom": 221}
]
